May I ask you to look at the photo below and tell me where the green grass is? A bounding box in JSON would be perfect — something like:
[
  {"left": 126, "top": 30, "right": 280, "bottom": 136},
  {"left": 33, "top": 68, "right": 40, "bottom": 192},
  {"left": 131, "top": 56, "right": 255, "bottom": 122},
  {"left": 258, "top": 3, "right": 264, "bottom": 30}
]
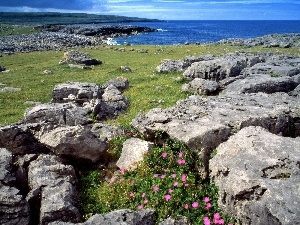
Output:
[
  {"left": 2, "top": 43, "right": 298, "bottom": 126},
  {"left": 0, "top": 24, "right": 38, "bottom": 37}
]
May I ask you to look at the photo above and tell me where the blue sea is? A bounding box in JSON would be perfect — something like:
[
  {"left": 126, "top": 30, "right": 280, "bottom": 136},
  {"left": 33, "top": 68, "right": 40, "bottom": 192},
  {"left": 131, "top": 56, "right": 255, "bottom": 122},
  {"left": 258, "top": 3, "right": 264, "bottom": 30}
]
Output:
[{"left": 112, "top": 20, "right": 300, "bottom": 45}]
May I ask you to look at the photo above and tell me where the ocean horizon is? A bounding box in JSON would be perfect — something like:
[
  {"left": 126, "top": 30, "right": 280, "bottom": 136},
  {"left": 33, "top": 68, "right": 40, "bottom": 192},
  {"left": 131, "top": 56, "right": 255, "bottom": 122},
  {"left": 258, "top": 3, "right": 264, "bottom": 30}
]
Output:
[{"left": 110, "top": 20, "right": 300, "bottom": 45}]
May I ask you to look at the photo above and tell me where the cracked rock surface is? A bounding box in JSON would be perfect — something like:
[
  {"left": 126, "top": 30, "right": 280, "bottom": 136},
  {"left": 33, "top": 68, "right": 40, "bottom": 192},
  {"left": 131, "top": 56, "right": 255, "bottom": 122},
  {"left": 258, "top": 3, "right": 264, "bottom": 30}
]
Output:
[{"left": 210, "top": 126, "right": 300, "bottom": 225}]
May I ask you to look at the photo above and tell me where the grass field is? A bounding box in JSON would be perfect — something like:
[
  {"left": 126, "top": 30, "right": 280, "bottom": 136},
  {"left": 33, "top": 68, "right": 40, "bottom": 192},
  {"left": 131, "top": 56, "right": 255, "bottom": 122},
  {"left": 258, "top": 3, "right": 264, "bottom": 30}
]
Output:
[{"left": 1, "top": 43, "right": 299, "bottom": 126}]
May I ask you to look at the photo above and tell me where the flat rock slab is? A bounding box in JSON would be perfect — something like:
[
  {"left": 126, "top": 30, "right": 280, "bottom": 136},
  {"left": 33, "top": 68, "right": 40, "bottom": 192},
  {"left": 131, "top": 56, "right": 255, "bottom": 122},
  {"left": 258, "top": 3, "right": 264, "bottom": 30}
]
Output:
[{"left": 210, "top": 126, "right": 300, "bottom": 225}]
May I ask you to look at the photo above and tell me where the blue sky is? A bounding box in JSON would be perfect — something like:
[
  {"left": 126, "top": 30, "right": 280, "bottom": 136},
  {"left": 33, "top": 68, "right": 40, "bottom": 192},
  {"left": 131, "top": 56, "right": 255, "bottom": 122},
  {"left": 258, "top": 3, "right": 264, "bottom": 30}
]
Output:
[{"left": 0, "top": 0, "right": 299, "bottom": 20}]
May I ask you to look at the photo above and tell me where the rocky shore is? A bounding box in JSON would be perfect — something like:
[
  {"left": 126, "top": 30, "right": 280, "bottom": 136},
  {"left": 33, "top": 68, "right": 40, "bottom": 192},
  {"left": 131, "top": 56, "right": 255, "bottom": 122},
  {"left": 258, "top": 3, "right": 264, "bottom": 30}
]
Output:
[
  {"left": 1, "top": 42, "right": 300, "bottom": 224},
  {"left": 0, "top": 25, "right": 156, "bottom": 54}
]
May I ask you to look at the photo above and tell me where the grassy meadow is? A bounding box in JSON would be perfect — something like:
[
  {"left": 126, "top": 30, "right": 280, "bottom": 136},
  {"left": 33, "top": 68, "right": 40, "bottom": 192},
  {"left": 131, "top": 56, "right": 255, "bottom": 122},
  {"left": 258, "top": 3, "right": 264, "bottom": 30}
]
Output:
[{"left": 1, "top": 43, "right": 299, "bottom": 127}]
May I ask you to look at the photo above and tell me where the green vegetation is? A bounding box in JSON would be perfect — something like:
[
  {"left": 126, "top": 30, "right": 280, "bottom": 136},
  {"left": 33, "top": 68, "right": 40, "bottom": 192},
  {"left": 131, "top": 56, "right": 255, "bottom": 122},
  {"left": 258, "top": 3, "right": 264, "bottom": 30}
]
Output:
[
  {"left": 0, "top": 24, "right": 37, "bottom": 37},
  {"left": 0, "top": 12, "right": 160, "bottom": 26},
  {"left": 1, "top": 41, "right": 299, "bottom": 224},
  {"left": 79, "top": 139, "right": 235, "bottom": 224}
]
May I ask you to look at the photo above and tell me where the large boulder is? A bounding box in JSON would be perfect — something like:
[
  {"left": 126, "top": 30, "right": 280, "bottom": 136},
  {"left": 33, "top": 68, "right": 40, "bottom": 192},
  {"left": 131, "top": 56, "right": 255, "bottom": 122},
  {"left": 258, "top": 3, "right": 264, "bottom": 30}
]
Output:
[
  {"left": 183, "top": 53, "right": 263, "bottom": 81},
  {"left": 27, "top": 154, "right": 80, "bottom": 224},
  {"left": 0, "top": 148, "right": 30, "bottom": 225},
  {"left": 61, "top": 50, "right": 102, "bottom": 66},
  {"left": 38, "top": 125, "right": 108, "bottom": 164},
  {"left": 181, "top": 78, "right": 220, "bottom": 95},
  {"left": 23, "top": 102, "right": 93, "bottom": 126},
  {"left": 210, "top": 126, "right": 300, "bottom": 225},
  {"left": 116, "top": 138, "right": 154, "bottom": 171},
  {"left": 48, "top": 209, "right": 155, "bottom": 225}
]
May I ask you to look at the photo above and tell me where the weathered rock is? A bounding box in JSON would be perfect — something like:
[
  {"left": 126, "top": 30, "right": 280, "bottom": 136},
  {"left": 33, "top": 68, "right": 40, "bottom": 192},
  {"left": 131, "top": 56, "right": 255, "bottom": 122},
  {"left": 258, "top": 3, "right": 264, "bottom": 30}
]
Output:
[
  {"left": 90, "top": 122, "right": 126, "bottom": 140},
  {"left": 289, "top": 84, "right": 300, "bottom": 97},
  {"left": 159, "top": 216, "right": 190, "bottom": 225},
  {"left": 43, "top": 70, "right": 53, "bottom": 75},
  {"left": 156, "top": 55, "right": 212, "bottom": 73},
  {"left": 0, "top": 148, "right": 30, "bottom": 225},
  {"left": 27, "top": 154, "right": 80, "bottom": 224},
  {"left": 181, "top": 78, "right": 220, "bottom": 95},
  {"left": 120, "top": 66, "right": 132, "bottom": 72},
  {"left": 62, "top": 50, "right": 102, "bottom": 66},
  {"left": 102, "top": 77, "right": 130, "bottom": 93},
  {"left": 48, "top": 209, "right": 155, "bottom": 225},
  {"left": 94, "top": 85, "right": 129, "bottom": 120},
  {"left": 52, "top": 82, "right": 103, "bottom": 104},
  {"left": 223, "top": 74, "right": 299, "bottom": 94},
  {"left": 0, "top": 124, "right": 49, "bottom": 155},
  {"left": 0, "top": 65, "right": 6, "bottom": 71},
  {"left": 0, "top": 87, "right": 21, "bottom": 92},
  {"left": 24, "top": 102, "right": 93, "bottom": 126},
  {"left": 38, "top": 125, "right": 108, "bottom": 164},
  {"left": 116, "top": 138, "right": 154, "bottom": 171},
  {"left": 210, "top": 126, "right": 300, "bottom": 225}
]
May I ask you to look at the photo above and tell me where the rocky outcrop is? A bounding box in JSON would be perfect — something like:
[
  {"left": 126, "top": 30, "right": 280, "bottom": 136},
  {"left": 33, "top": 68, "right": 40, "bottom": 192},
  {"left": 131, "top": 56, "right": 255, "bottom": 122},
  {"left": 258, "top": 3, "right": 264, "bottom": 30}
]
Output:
[
  {"left": 210, "top": 126, "right": 300, "bottom": 225},
  {"left": 116, "top": 138, "right": 154, "bottom": 171},
  {"left": 60, "top": 50, "right": 102, "bottom": 66},
  {"left": 48, "top": 208, "right": 155, "bottom": 225},
  {"left": 181, "top": 78, "right": 220, "bottom": 95},
  {"left": 218, "top": 33, "right": 300, "bottom": 48},
  {"left": 0, "top": 148, "right": 30, "bottom": 225},
  {"left": 27, "top": 154, "right": 80, "bottom": 224}
]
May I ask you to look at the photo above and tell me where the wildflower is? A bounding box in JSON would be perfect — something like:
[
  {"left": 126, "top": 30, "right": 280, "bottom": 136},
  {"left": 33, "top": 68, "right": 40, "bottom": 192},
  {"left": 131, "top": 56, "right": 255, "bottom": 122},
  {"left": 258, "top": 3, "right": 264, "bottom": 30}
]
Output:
[
  {"left": 203, "top": 197, "right": 210, "bottom": 203},
  {"left": 153, "top": 174, "right": 159, "bottom": 178},
  {"left": 171, "top": 174, "right": 177, "bottom": 178},
  {"left": 129, "top": 192, "right": 135, "bottom": 198},
  {"left": 164, "top": 194, "right": 172, "bottom": 201},
  {"left": 168, "top": 189, "right": 174, "bottom": 193},
  {"left": 120, "top": 178, "right": 125, "bottom": 182},
  {"left": 161, "top": 174, "right": 166, "bottom": 179},
  {"left": 206, "top": 202, "right": 212, "bottom": 210},
  {"left": 144, "top": 199, "right": 149, "bottom": 204},
  {"left": 178, "top": 152, "right": 183, "bottom": 158},
  {"left": 162, "top": 152, "right": 168, "bottom": 158},
  {"left": 177, "top": 159, "right": 186, "bottom": 165},
  {"left": 192, "top": 202, "right": 199, "bottom": 208},
  {"left": 184, "top": 204, "right": 189, "bottom": 210},
  {"left": 137, "top": 205, "right": 143, "bottom": 210},
  {"left": 181, "top": 174, "right": 187, "bottom": 182},
  {"left": 213, "top": 213, "right": 225, "bottom": 225},
  {"left": 153, "top": 186, "right": 159, "bottom": 192},
  {"left": 142, "top": 192, "right": 146, "bottom": 198},
  {"left": 203, "top": 216, "right": 211, "bottom": 225},
  {"left": 130, "top": 180, "right": 135, "bottom": 185},
  {"left": 173, "top": 182, "right": 178, "bottom": 187},
  {"left": 144, "top": 150, "right": 148, "bottom": 155},
  {"left": 184, "top": 183, "right": 189, "bottom": 187},
  {"left": 120, "top": 168, "right": 125, "bottom": 174}
]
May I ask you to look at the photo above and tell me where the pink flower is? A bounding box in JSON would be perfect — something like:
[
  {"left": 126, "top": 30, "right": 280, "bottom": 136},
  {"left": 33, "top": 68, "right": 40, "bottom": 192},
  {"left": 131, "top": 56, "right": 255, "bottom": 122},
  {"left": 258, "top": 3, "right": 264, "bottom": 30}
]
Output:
[
  {"left": 153, "top": 174, "right": 159, "bottom": 178},
  {"left": 203, "top": 216, "right": 211, "bottom": 225},
  {"left": 120, "top": 178, "right": 125, "bottom": 182},
  {"left": 130, "top": 180, "right": 135, "bottom": 185},
  {"left": 153, "top": 186, "right": 159, "bottom": 192},
  {"left": 184, "top": 183, "right": 189, "bottom": 187},
  {"left": 137, "top": 205, "right": 143, "bottom": 210},
  {"left": 181, "top": 174, "right": 187, "bottom": 182},
  {"left": 199, "top": 186, "right": 202, "bottom": 190},
  {"left": 164, "top": 194, "right": 172, "bottom": 201},
  {"left": 184, "top": 204, "right": 189, "bottom": 210},
  {"left": 206, "top": 202, "right": 212, "bottom": 210},
  {"left": 203, "top": 197, "right": 210, "bottom": 203},
  {"left": 192, "top": 202, "right": 199, "bottom": 208},
  {"left": 177, "top": 159, "right": 186, "bottom": 165},
  {"left": 120, "top": 168, "right": 125, "bottom": 174},
  {"left": 213, "top": 213, "right": 221, "bottom": 220},
  {"left": 161, "top": 174, "right": 166, "bottom": 179},
  {"left": 144, "top": 150, "right": 148, "bottom": 155},
  {"left": 129, "top": 192, "right": 135, "bottom": 198},
  {"left": 173, "top": 182, "right": 178, "bottom": 187},
  {"left": 142, "top": 192, "right": 146, "bottom": 198},
  {"left": 144, "top": 199, "right": 148, "bottom": 204},
  {"left": 168, "top": 189, "right": 174, "bottom": 194},
  {"left": 162, "top": 152, "right": 168, "bottom": 158},
  {"left": 178, "top": 152, "right": 183, "bottom": 158},
  {"left": 171, "top": 174, "right": 177, "bottom": 178}
]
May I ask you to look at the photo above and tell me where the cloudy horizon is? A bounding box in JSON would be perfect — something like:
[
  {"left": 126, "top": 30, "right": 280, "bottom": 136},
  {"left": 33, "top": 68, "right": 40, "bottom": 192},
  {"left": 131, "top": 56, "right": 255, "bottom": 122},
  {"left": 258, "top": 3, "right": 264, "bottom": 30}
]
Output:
[{"left": 0, "top": 0, "right": 299, "bottom": 20}]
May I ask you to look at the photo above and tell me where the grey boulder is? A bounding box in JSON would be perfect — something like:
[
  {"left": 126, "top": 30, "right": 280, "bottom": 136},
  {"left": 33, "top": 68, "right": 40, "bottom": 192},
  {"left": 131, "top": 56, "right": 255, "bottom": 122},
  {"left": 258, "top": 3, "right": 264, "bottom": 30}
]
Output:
[{"left": 210, "top": 126, "right": 300, "bottom": 225}]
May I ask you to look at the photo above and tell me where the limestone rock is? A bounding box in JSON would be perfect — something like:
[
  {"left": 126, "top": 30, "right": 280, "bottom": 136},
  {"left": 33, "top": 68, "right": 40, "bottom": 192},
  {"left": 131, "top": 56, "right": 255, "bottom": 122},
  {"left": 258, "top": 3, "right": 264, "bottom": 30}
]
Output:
[
  {"left": 48, "top": 209, "right": 155, "bottom": 225},
  {"left": 102, "top": 77, "right": 130, "bottom": 93},
  {"left": 27, "top": 154, "right": 80, "bottom": 224},
  {"left": 116, "top": 138, "right": 154, "bottom": 171},
  {"left": 62, "top": 50, "right": 102, "bottom": 66},
  {"left": 38, "top": 125, "right": 108, "bottom": 164},
  {"left": 210, "top": 126, "right": 300, "bottom": 225},
  {"left": 181, "top": 78, "right": 220, "bottom": 95},
  {"left": 0, "top": 148, "right": 30, "bottom": 225}
]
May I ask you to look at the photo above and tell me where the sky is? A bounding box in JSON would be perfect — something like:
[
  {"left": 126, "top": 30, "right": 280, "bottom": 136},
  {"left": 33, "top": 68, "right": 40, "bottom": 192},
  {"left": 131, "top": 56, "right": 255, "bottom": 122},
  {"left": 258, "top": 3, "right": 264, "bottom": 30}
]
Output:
[{"left": 0, "top": 0, "right": 299, "bottom": 20}]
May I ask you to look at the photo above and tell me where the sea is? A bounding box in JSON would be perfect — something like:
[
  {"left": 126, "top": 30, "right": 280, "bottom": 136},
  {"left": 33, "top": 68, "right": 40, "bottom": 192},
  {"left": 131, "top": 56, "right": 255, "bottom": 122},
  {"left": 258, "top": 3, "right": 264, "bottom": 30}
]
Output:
[{"left": 109, "top": 20, "right": 300, "bottom": 45}]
